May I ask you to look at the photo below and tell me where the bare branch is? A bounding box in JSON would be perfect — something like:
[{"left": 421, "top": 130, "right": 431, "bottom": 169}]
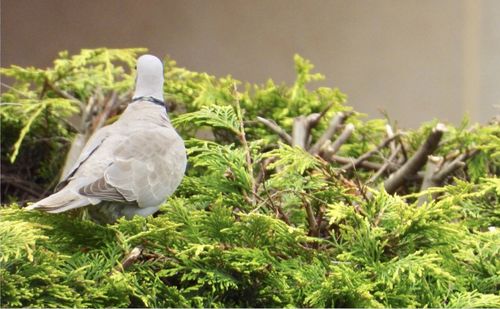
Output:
[
  {"left": 292, "top": 115, "right": 309, "bottom": 148},
  {"left": 385, "top": 124, "right": 398, "bottom": 154},
  {"left": 92, "top": 92, "right": 118, "bottom": 132},
  {"left": 1, "top": 82, "right": 36, "bottom": 99},
  {"left": 1, "top": 174, "right": 44, "bottom": 198},
  {"left": 308, "top": 101, "right": 336, "bottom": 129},
  {"left": 255, "top": 157, "right": 276, "bottom": 191},
  {"left": 384, "top": 123, "right": 446, "bottom": 194},
  {"left": 417, "top": 155, "right": 444, "bottom": 205},
  {"left": 116, "top": 245, "right": 144, "bottom": 272},
  {"left": 46, "top": 80, "right": 84, "bottom": 109},
  {"left": 367, "top": 144, "right": 402, "bottom": 183},
  {"left": 262, "top": 179, "right": 291, "bottom": 226},
  {"left": 320, "top": 124, "right": 355, "bottom": 157},
  {"left": 301, "top": 195, "right": 319, "bottom": 236},
  {"left": 432, "top": 150, "right": 478, "bottom": 183},
  {"left": 257, "top": 116, "right": 293, "bottom": 145},
  {"left": 309, "top": 112, "right": 347, "bottom": 154},
  {"left": 0, "top": 102, "right": 23, "bottom": 106},
  {"left": 417, "top": 150, "right": 478, "bottom": 205},
  {"left": 341, "top": 133, "right": 400, "bottom": 170},
  {"left": 327, "top": 154, "right": 400, "bottom": 171}
]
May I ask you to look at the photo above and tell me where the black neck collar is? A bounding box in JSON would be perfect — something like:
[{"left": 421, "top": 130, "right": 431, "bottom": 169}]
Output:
[{"left": 132, "top": 96, "right": 167, "bottom": 111}]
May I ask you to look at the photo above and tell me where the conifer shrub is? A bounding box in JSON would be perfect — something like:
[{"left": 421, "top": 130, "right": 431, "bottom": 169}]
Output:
[{"left": 1, "top": 48, "right": 499, "bottom": 308}]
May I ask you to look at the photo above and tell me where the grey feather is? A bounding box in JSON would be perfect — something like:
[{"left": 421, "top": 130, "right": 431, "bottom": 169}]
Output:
[{"left": 26, "top": 54, "right": 187, "bottom": 223}]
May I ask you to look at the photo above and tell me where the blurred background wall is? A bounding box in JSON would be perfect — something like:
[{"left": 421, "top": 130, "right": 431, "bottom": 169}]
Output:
[{"left": 1, "top": 0, "right": 499, "bottom": 128}]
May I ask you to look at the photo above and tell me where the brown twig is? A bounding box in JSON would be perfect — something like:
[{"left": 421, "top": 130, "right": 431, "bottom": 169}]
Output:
[
  {"left": 385, "top": 124, "right": 398, "bottom": 154},
  {"left": 352, "top": 169, "right": 369, "bottom": 202},
  {"left": 315, "top": 205, "right": 326, "bottom": 235},
  {"left": 341, "top": 133, "right": 400, "bottom": 171},
  {"left": 384, "top": 123, "right": 446, "bottom": 194},
  {"left": 304, "top": 113, "right": 321, "bottom": 148},
  {"left": 115, "top": 245, "right": 144, "bottom": 272},
  {"left": 1, "top": 174, "right": 44, "bottom": 198},
  {"left": 397, "top": 134, "right": 408, "bottom": 163},
  {"left": 257, "top": 116, "right": 293, "bottom": 145},
  {"left": 309, "top": 112, "right": 348, "bottom": 154},
  {"left": 308, "top": 102, "right": 336, "bottom": 129},
  {"left": 433, "top": 150, "right": 477, "bottom": 183},
  {"left": 417, "top": 155, "right": 444, "bottom": 205},
  {"left": 255, "top": 157, "right": 276, "bottom": 192},
  {"left": 1, "top": 82, "right": 36, "bottom": 99},
  {"left": 262, "top": 178, "right": 291, "bottom": 226},
  {"left": 300, "top": 194, "right": 319, "bottom": 236},
  {"left": 91, "top": 92, "right": 118, "bottom": 132},
  {"left": 45, "top": 79, "right": 84, "bottom": 109},
  {"left": 417, "top": 150, "right": 478, "bottom": 205},
  {"left": 320, "top": 124, "right": 355, "bottom": 157},
  {"left": 327, "top": 154, "right": 400, "bottom": 171},
  {"left": 373, "top": 206, "right": 387, "bottom": 227},
  {"left": 292, "top": 115, "right": 310, "bottom": 148},
  {"left": 367, "top": 144, "right": 402, "bottom": 183}
]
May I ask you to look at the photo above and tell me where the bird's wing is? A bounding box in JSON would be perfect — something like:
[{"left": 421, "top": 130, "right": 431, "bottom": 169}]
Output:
[
  {"left": 78, "top": 176, "right": 128, "bottom": 202},
  {"left": 78, "top": 128, "right": 186, "bottom": 208},
  {"left": 56, "top": 126, "right": 112, "bottom": 190}
]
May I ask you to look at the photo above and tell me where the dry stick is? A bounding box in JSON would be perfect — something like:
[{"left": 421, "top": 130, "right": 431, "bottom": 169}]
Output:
[
  {"left": 262, "top": 178, "right": 292, "bottom": 226},
  {"left": 1, "top": 82, "right": 36, "bottom": 99},
  {"left": 315, "top": 205, "right": 326, "bottom": 235},
  {"left": 417, "top": 150, "right": 477, "bottom": 205},
  {"left": 341, "top": 133, "right": 401, "bottom": 171},
  {"left": 309, "top": 112, "right": 347, "bottom": 154},
  {"left": 1, "top": 174, "right": 44, "bottom": 198},
  {"left": 257, "top": 116, "right": 293, "bottom": 145},
  {"left": 292, "top": 115, "right": 310, "bottom": 148},
  {"left": 385, "top": 124, "right": 398, "bottom": 154},
  {"left": 92, "top": 92, "right": 118, "bottom": 132},
  {"left": 417, "top": 156, "right": 444, "bottom": 205},
  {"left": 352, "top": 169, "right": 370, "bottom": 202},
  {"left": 59, "top": 93, "right": 104, "bottom": 182},
  {"left": 304, "top": 102, "right": 334, "bottom": 149},
  {"left": 373, "top": 205, "right": 387, "bottom": 227},
  {"left": 300, "top": 194, "right": 319, "bottom": 236},
  {"left": 116, "top": 245, "right": 144, "bottom": 272},
  {"left": 254, "top": 157, "right": 276, "bottom": 192},
  {"left": 321, "top": 124, "right": 355, "bottom": 157},
  {"left": 46, "top": 80, "right": 84, "bottom": 109},
  {"left": 308, "top": 101, "right": 336, "bottom": 129},
  {"left": 397, "top": 135, "right": 408, "bottom": 163},
  {"left": 303, "top": 102, "right": 338, "bottom": 148},
  {"left": 329, "top": 154, "right": 400, "bottom": 171},
  {"left": 432, "top": 150, "right": 477, "bottom": 183},
  {"left": 367, "top": 144, "right": 402, "bottom": 183},
  {"left": 304, "top": 113, "right": 321, "bottom": 148},
  {"left": 384, "top": 123, "right": 446, "bottom": 194}
]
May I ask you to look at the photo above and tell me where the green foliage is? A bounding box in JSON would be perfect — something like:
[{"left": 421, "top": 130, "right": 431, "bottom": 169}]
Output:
[
  {"left": 1, "top": 48, "right": 499, "bottom": 307},
  {"left": 1, "top": 48, "right": 146, "bottom": 202}
]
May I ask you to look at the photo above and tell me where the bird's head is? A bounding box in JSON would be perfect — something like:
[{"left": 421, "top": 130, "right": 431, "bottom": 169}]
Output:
[{"left": 133, "top": 54, "right": 164, "bottom": 103}]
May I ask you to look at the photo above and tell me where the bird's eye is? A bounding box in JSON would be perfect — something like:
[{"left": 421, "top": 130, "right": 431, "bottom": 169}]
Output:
[{"left": 134, "top": 66, "right": 137, "bottom": 70}]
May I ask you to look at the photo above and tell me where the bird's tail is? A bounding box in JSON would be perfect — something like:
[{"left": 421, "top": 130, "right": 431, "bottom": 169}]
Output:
[{"left": 26, "top": 183, "right": 93, "bottom": 213}]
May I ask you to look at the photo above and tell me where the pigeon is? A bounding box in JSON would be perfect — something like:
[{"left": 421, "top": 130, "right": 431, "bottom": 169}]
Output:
[{"left": 26, "top": 54, "right": 187, "bottom": 224}]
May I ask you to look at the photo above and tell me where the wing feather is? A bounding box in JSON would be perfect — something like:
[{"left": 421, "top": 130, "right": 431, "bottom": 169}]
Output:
[
  {"left": 106, "top": 129, "right": 186, "bottom": 208},
  {"left": 56, "top": 127, "right": 112, "bottom": 190},
  {"left": 78, "top": 127, "right": 186, "bottom": 208},
  {"left": 79, "top": 177, "right": 130, "bottom": 202}
]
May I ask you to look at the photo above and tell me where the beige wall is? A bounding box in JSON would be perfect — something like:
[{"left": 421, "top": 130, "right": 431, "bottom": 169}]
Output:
[{"left": 1, "top": 0, "right": 498, "bottom": 127}]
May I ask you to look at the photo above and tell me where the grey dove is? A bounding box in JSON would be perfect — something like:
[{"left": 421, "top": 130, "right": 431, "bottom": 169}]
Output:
[{"left": 26, "top": 54, "right": 187, "bottom": 224}]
